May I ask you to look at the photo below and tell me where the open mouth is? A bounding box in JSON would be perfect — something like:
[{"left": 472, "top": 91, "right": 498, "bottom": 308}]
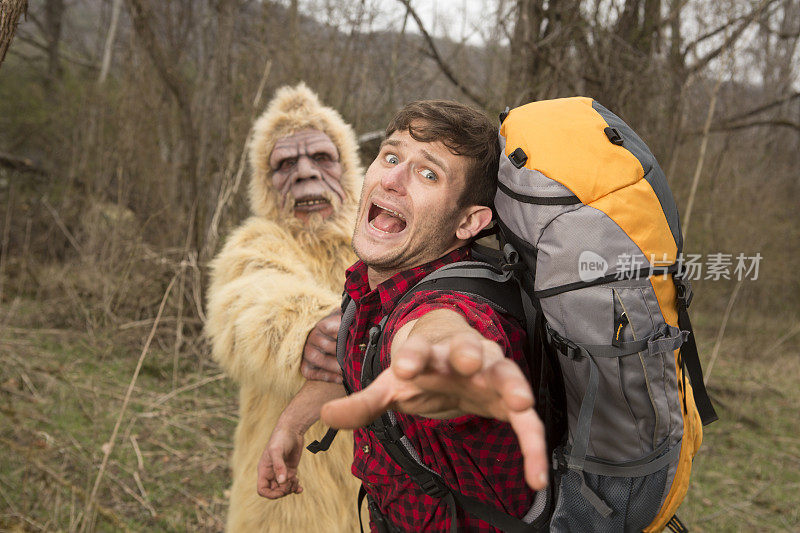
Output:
[
  {"left": 368, "top": 202, "right": 407, "bottom": 234},
  {"left": 294, "top": 196, "right": 331, "bottom": 211}
]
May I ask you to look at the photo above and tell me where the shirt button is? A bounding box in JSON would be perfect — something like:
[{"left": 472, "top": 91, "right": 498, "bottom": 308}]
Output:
[
  {"left": 358, "top": 343, "right": 367, "bottom": 351},
  {"left": 362, "top": 444, "right": 370, "bottom": 454}
]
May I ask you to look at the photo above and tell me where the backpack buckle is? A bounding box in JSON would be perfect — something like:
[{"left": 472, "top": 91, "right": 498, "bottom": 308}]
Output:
[
  {"left": 368, "top": 325, "right": 382, "bottom": 345},
  {"left": 500, "top": 243, "right": 523, "bottom": 272},
  {"left": 674, "top": 276, "right": 694, "bottom": 309},
  {"left": 371, "top": 423, "right": 404, "bottom": 444},
  {"left": 545, "top": 324, "right": 581, "bottom": 359},
  {"left": 420, "top": 476, "right": 448, "bottom": 498},
  {"left": 604, "top": 127, "right": 625, "bottom": 146},
  {"left": 508, "top": 147, "right": 528, "bottom": 169}
]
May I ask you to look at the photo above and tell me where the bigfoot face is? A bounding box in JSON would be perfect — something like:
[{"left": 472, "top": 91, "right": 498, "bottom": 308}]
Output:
[{"left": 269, "top": 129, "right": 346, "bottom": 223}]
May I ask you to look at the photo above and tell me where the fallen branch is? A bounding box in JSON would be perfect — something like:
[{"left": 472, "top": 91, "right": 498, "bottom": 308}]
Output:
[
  {"left": 0, "top": 151, "right": 47, "bottom": 175},
  {"left": 153, "top": 372, "right": 226, "bottom": 406},
  {"left": 764, "top": 322, "right": 800, "bottom": 354},
  {"left": 79, "top": 272, "right": 179, "bottom": 532},
  {"left": 716, "top": 91, "right": 800, "bottom": 125},
  {"left": 709, "top": 118, "right": 800, "bottom": 133},
  {"left": 41, "top": 197, "right": 84, "bottom": 256},
  {"left": 359, "top": 129, "right": 384, "bottom": 146}
]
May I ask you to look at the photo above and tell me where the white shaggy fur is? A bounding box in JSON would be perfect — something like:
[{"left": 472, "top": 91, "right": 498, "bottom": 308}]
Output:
[{"left": 206, "top": 84, "right": 363, "bottom": 532}]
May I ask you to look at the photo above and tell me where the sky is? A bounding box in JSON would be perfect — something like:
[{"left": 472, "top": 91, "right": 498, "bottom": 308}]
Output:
[
  {"left": 300, "top": 0, "right": 499, "bottom": 46},
  {"left": 295, "top": 0, "right": 796, "bottom": 88}
]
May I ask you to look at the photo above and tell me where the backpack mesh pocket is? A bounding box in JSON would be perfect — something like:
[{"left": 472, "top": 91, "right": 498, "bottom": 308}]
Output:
[{"left": 549, "top": 460, "right": 669, "bottom": 533}]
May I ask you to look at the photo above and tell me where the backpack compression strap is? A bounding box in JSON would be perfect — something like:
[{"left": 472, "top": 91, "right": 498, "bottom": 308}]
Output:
[
  {"left": 673, "top": 276, "right": 719, "bottom": 425},
  {"left": 533, "top": 262, "right": 718, "bottom": 427}
]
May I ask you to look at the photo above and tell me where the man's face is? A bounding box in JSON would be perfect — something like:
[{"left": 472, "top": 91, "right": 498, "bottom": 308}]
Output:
[
  {"left": 352, "top": 128, "right": 470, "bottom": 275},
  {"left": 269, "top": 129, "right": 346, "bottom": 223}
]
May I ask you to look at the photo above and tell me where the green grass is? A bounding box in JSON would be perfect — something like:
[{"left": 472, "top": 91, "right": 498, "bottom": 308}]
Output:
[
  {"left": 0, "top": 301, "right": 238, "bottom": 532},
  {"left": 678, "top": 309, "right": 800, "bottom": 532},
  {"left": 0, "top": 296, "right": 798, "bottom": 531}
]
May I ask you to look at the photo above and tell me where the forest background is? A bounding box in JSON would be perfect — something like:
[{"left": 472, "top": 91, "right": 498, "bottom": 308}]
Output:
[{"left": 0, "top": 0, "right": 798, "bottom": 531}]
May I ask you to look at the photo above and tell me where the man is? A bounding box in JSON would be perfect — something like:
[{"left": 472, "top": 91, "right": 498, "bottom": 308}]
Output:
[
  {"left": 205, "top": 83, "right": 363, "bottom": 532},
  {"left": 257, "top": 100, "right": 548, "bottom": 531}
]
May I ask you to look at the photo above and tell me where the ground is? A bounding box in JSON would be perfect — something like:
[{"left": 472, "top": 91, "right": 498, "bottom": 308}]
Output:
[{"left": 0, "top": 297, "right": 798, "bottom": 532}]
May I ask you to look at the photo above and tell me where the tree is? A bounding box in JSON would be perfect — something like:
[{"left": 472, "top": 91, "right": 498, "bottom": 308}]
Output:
[{"left": 0, "top": 0, "right": 27, "bottom": 70}]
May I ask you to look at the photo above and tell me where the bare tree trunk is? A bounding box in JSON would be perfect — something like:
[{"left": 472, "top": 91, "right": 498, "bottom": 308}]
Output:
[
  {"left": 664, "top": 0, "right": 687, "bottom": 160},
  {"left": 124, "top": 0, "right": 197, "bottom": 245},
  {"left": 289, "top": 0, "right": 299, "bottom": 82},
  {"left": 504, "top": 0, "right": 584, "bottom": 106},
  {"left": 0, "top": 0, "right": 27, "bottom": 70},
  {"left": 98, "top": 0, "right": 123, "bottom": 84},
  {"left": 194, "top": 0, "right": 237, "bottom": 253},
  {"left": 504, "top": 0, "right": 546, "bottom": 106},
  {"left": 44, "top": 0, "right": 64, "bottom": 84}
]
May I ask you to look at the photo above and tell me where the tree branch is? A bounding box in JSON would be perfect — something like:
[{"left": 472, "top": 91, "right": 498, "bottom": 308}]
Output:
[
  {"left": 686, "top": 0, "right": 780, "bottom": 75},
  {"left": 717, "top": 91, "right": 800, "bottom": 124},
  {"left": 711, "top": 118, "right": 800, "bottom": 132},
  {"left": 124, "top": 0, "right": 191, "bottom": 117},
  {"left": 396, "top": 0, "right": 487, "bottom": 108},
  {"left": 13, "top": 31, "right": 99, "bottom": 70},
  {"left": 685, "top": 117, "right": 800, "bottom": 136}
]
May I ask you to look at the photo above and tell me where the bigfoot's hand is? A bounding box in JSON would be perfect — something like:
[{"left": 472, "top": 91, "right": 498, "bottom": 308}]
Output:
[
  {"left": 301, "top": 309, "right": 343, "bottom": 383},
  {"left": 256, "top": 426, "right": 304, "bottom": 499}
]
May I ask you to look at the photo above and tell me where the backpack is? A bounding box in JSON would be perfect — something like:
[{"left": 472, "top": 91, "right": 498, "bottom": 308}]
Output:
[{"left": 309, "top": 97, "right": 717, "bottom": 532}]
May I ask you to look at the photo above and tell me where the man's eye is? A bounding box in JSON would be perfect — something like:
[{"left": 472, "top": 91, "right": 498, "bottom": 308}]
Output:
[
  {"left": 420, "top": 169, "right": 437, "bottom": 182},
  {"left": 313, "top": 153, "right": 333, "bottom": 163},
  {"left": 278, "top": 158, "right": 297, "bottom": 170},
  {"left": 384, "top": 153, "right": 399, "bottom": 165}
]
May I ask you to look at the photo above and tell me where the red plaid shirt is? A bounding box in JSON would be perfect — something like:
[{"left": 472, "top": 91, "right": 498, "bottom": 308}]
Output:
[{"left": 342, "top": 247, "right": 535, "bottom": 532}]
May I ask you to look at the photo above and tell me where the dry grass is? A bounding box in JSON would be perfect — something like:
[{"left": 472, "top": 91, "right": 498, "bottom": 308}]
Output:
[
  {"left": 1, "top": 286, "right": 798, "bottom": 531},
  {"left": 0, "top": 298, "right": 237, "bottom": 532},
  {"left": 680, "top": 307, "right": 800, "bottom": 532}
]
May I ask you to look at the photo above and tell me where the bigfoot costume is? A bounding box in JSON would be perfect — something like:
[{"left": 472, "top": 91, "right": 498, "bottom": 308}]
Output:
[{"left": 206, "top": 84, "right": 362, "bottom": 532}]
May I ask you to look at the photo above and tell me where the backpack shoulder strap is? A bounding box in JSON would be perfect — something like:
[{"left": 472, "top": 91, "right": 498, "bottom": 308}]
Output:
[
  {"left": 357, "top": 260, "right": 548, "bottom": 532},
  {"left": 396, "top": 260, "right": 526, "bottom": 325},
  {"left": 337, "top": 293, "right": 357, "bottom": 391},
  {"left": 306, "top": 292, "right": 355, "bottom": 454}
]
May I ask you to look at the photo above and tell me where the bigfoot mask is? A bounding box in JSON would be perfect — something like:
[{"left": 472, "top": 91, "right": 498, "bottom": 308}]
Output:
[
  {"left": 269, "top": 129, "right": 346, "bottom": 223},
  {"left": 248, "top": 83, "right": 362, "bottom": 236}
]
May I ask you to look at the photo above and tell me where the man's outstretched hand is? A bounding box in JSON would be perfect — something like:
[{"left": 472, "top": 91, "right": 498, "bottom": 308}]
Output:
[{"left": 320, "top": 328, "right": 549, "bottom": 491}]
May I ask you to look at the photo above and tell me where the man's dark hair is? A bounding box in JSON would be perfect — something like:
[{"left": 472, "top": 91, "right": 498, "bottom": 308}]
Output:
[{"left": 385, "top": 100, "right": 499, "bottom": 208}]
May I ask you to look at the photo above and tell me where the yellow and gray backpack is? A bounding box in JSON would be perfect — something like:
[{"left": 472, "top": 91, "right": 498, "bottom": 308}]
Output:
[
  {"left": 309, "top": 97, "right": 718, "bottom": 532},
  {"left": 491, "top": 96, "right": 718, "bottom": 531}
]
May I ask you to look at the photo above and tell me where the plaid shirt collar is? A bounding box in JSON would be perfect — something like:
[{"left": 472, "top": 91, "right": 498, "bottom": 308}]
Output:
[{"left": 345, "top": 247, "right": 470, "bottom": 315}]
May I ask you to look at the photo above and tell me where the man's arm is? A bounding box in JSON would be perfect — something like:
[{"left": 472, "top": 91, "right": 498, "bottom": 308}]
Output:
[
  {"left": 320, "top": 308, "right": 549, "bottom": 490},
  {"left": 257, "top": 379, "right": 345, "bottom": 499}
]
